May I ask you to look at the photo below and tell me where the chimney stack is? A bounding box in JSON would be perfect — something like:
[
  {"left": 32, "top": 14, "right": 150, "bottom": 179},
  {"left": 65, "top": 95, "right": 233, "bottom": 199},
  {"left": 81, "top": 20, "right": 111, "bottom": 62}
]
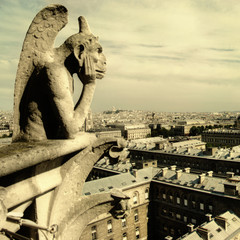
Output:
[
  {"left": 197, "top": 227, "right": 210, "bottom": 240},
  {"left": 164, "top": 236, "right": 173, "bottom": 240},
  {"left": 170, "top": 165, "right": 176, "bottom": 171},
  {"left": 184, "top": 167, "right": 190, "bottom": 173},
  {"left": 224, "top": 183, "right": 238, "bottom": 196},
  {"left": 165, "top": 236, "right": 173, "bottom": 240},
  {"left": 207, "top": 171, "right": 213, "bottom": 177},
  {"left": 215, "top": 216, "right": 228, "bottom": 230},
  {"left": 205, "top": 213, "right": 212, "bottom": 222},
  {"left": 132, "top": 169, "right": 138, "bottom": 178},
  {"left": 162, "top": 167, "right": 168, "bottom": 177},
  {"left": 187, "top": 223, "right": 194, "bottom": 233},
  {"left": 199, "top": 173, "right": 206, "bottom": 184},
  {"left": 176, "top": 170, "right": 182, "bottom": 179},
  {"left": 226, "top": 172, "right": 234, "bottom": 178}
]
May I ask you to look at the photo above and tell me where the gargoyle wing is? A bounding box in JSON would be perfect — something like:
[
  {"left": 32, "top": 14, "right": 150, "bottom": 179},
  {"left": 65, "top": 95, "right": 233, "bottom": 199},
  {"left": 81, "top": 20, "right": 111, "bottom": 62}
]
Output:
[{"left": 13, "top": 4, "right": 68, "bottom": 141}]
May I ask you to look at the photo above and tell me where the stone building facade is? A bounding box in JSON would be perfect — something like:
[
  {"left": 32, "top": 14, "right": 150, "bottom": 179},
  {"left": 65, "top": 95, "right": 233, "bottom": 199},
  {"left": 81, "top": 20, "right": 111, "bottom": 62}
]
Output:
[
  {"left": 95, "top": 129, "right": 122, "bottom": 138},
  {"left": 129, "top": 148, "right": 240, "bottom": 177},
  {"left": 88, "top": 158, "right": 240, "bottom": 240},
  {"left": 125, "top": 128, "right": 151, "bottom": 140},
  {"left": 148, "top": 168, "right": 240, "bottom": 239},
  {"left": 201, "top": 129, "right": 240, "bottom": 147},
  {"left": 178, "top": 210, "right": 240, "bottom": 240},
  {"left": 81, "top": 168, "right": 153, "bottom": 240}
]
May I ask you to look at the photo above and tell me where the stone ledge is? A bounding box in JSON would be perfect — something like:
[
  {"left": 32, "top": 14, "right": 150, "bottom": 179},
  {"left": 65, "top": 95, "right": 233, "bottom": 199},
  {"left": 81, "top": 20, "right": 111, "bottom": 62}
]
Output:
[{"left": 0, "top": 133, "right": 97, "bottom": 177}]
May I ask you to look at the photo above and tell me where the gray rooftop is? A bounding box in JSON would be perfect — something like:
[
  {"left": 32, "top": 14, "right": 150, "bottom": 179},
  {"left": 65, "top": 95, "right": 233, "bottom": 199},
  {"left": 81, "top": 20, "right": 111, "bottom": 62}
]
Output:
[
  {"left": 178, "top": 211, "right": 240, "bottom": 240},
  {"left": 82, "top": 167, "right": 158, "bottom": 196},
  {"left": 154, "top": 168, "right": 239, "bottom": 196}
]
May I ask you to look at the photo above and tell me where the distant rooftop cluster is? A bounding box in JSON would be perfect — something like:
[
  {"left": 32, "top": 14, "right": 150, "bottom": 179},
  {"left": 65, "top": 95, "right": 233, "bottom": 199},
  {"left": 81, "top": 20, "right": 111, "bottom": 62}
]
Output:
[{"left": 204, "top": 129, "right": 240, "bottom": 134}]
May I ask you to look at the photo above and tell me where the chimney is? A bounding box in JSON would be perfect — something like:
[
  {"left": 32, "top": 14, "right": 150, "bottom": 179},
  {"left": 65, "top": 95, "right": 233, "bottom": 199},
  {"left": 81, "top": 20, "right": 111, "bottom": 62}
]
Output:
[
  {"left": 197, "top": 227, "right": 210, "bottom": 240},
  {"left": 205, "top": 213, "right": 212, "bottom": 222},
  {"left": 176, "top": 170, "right": 182, "bottom": 179},
  {"left": 215, "top": 216, "right": 228, "bottom": 230},
  {"left": 105, "top": 158, "right": 109, "bottom": 165},
  {"left": 132, "top": 169, "right": 138, "bottom": 178},
  {"left": 165, "top": 236, "right": 173, "bottom": 240},
  {"left": 187, "top": 223, "right": 194, "bottom": 233},
  {"left": 207, "top": 171, "right": 213, "bottom": 177},
  {"left": 162, "top": 167, "right": 168, "bottom": 177},
  {"left": 224, "top": 183, "right": 238, "bottom": 196},
  {"left": 199, "top": 173, "right": 206, "bottom": 184},
  {"left": 170, "top": 165, "right": 176, "bottom": 171},
  {"left": 226, "top": 172, "right": 234, "bottom": 178},
  {"left": 184, "top": 167, "right": 190, "bottom": 173}
]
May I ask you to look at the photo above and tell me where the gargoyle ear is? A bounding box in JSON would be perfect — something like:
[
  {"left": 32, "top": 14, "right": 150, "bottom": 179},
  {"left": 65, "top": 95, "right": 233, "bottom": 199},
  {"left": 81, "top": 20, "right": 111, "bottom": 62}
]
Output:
[
  {"left": 74, "top": 44, "right": 85, "bottom": 67},
  {"left": 78, "top": 16, "right": 92, "bottom": 35}
]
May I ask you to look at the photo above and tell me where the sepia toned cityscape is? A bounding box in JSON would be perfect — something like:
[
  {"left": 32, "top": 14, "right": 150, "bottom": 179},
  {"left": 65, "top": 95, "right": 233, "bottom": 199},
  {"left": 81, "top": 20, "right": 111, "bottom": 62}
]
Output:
[
  {"left": 2, "top": 109, "right": 240, "bottom": 239},
  {"left": 1, "top": 1, "right": 240, "bottom": 240}
]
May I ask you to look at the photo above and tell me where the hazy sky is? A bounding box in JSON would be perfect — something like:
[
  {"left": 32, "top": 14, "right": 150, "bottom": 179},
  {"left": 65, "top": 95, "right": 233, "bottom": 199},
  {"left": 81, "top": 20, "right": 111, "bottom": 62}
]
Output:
[{"left": 1, "top": 0, "right": 240, "bottom": 112}]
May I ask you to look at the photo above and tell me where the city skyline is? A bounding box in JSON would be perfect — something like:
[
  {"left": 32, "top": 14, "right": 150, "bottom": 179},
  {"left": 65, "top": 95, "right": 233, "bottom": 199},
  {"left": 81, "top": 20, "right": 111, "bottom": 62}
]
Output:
[{"left": 1, "top": 0, "right": 240, "bottom": 112}]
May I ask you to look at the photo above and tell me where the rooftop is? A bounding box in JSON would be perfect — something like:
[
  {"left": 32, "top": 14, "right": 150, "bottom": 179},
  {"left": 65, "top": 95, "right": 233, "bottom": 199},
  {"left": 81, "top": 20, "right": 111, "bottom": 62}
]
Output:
[
  {"left": 178, "top": 211, "right": 240, "bottom": 240},
  {"left": 82, "top": 167, "right": 157, "bottom": 196}
]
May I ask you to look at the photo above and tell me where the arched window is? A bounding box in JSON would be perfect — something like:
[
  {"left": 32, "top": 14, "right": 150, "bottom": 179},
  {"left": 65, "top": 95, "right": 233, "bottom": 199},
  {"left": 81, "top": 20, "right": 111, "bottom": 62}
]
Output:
[
  {"left": 134, "top": 209, "right": 139, "bottom": 222},
  {"left": 145, "top": 188, "right": 149, "bottom": 200},
  {"left": 183, "top": 195, "right": 188, "bottom": 207},
  {"left": 133, "top": 192, "right": 139, "bottom": 204}
]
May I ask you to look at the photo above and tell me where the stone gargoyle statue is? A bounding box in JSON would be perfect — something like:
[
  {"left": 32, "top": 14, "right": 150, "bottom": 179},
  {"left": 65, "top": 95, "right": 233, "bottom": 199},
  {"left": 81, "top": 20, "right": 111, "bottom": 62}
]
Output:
[
  {"left": 13, "top": 4, "right": 106, "bottom": 142},
  {"left": 0, "top": 4, "right": 131, "bottom": 240}
]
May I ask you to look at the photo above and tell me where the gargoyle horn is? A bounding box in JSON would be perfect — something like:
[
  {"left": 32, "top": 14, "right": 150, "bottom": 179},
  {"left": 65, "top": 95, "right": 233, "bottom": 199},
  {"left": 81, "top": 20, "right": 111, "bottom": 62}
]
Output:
[{"left": 78, "top": 16, "right": 92, "bottom": 34}]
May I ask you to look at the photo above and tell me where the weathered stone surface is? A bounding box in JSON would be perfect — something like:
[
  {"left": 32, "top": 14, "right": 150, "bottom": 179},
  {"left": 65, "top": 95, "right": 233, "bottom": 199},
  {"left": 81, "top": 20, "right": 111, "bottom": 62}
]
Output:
[
  {"left": 13, "top": 4, "right": 106, "bottom": 142},
  {"left": 48, "top": 138, "right": 126, "bottom": 239},
  {"left": 0, "top": 132, "right": 97, "bottom": 177}
]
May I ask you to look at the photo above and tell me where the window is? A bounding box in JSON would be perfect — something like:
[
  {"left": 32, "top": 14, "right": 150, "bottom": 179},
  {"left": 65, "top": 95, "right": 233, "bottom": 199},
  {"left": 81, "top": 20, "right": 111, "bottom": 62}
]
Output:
[
  {"left": 177, "top": 196, "right": 180, "bottom": 205},
  {"left": 134, "top": 209, "right": 139, "bottom": 222},
  {"left": 133, "top": 192, "right": 138, "bottom": 204},
  {"left": 145, "top": 189, "right": 149, "bottom": 200},
  {"left": 200, "top": 203, "right": 204, "bottom": 211},
  {"left": 122, "top": 218, "right": 126, "bottom": 227},
  {"left": 184, "top": 198, "right": 188, "bottom": 207},
  {"left": 163, "top": 225, "right": 168, "bottom": 232},
  {"left": 191, "top": 218, "right": 196, "bottom": 224},
  {"left": 107, "top": 220, "right": 113, "bottom": 233},
  {"left": 169, "top": 194, "right": 173, "bottom": 202},
  {"left": 183, "top": 216, "right": 187, "bottom": 223},
  {"left": 192, "top": 200, "right": 196, "bottom": 209},
  {"left": 169, "top": 211, "right": 174, "bottom": 218},
  {"left": 209, "top": 205, "right": 213, "bottom": 212},
  {"left": 162, "top": 208, "right": 167, "bottom": 216},
  {"left": 163, "top": 192, "right": 166, "bottom": 200},
  {"left": 123, "top": 232, "right": 127, "bottom": 240},
  {"left": 91, "top": 226, "right": 97, "bottom": 240},
  {"left": 136, "top": 227, "right": 140, "bottom": 239},
  {"left": 176, "top": 214, "right": 181, "bottom": 220}
]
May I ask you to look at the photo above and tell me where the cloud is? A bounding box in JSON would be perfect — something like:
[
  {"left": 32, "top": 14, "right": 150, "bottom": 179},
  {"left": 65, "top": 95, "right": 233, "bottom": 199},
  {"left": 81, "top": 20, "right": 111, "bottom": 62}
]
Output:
[{"left": 1, "top": 0, "right": 240, "bottom": 112}]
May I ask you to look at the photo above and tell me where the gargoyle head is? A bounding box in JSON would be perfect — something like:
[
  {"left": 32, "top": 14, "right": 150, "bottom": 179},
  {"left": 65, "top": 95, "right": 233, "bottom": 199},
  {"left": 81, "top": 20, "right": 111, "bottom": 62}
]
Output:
[
  {"left": 64, "top": 16, "right": 106, "bottom": 82},
  {"left": 110, "top": 189, "right": 131, "bottom": 219}
]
